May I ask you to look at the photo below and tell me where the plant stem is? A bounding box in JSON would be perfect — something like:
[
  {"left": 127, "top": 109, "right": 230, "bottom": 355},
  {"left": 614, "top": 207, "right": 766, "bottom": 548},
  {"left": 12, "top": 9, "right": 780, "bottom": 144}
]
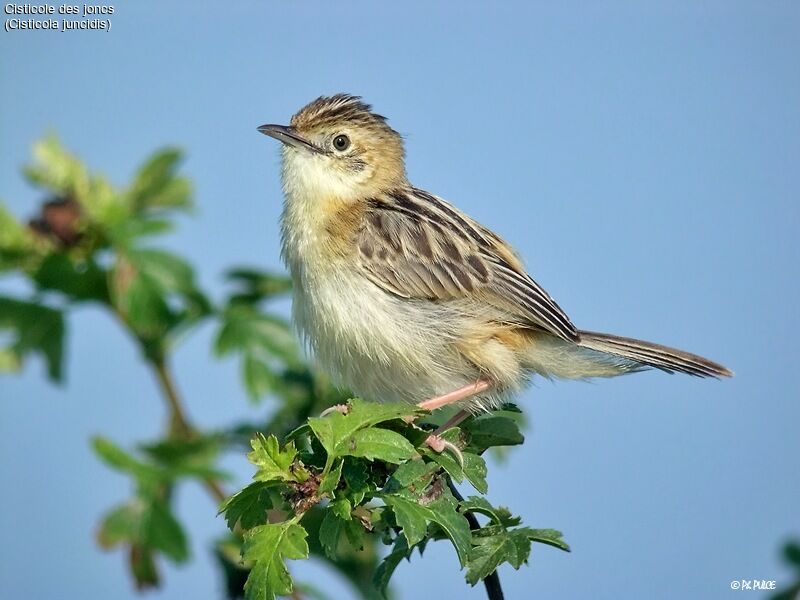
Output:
[
  {"left": 448, "top": 479, "right": 505, "bottom": 600},
  {"left": 151, "top": 357, "right": 227, "bottom": 505},
  {"left": 153, "top": 358, "right": 194, "bottom": 438}
]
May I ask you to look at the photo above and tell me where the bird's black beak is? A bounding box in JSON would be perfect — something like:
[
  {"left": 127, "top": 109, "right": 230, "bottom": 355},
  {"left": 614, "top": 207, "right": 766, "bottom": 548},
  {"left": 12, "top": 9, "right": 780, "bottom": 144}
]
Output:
[{"left": 257, "top": 124, "right": 322, "bottom": 154}]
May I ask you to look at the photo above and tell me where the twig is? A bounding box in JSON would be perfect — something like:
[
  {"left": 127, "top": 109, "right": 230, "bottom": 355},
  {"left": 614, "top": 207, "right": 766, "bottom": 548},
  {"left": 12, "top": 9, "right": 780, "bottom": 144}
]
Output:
[
  {"left": 448, "top": 478, "right": 505, "bottom": 600},
  {"left": 151, "top": 358, "right": 230, "bottom": 506},
  {"left": 153, "top": 358, "right": 194, "bottom": 439}
]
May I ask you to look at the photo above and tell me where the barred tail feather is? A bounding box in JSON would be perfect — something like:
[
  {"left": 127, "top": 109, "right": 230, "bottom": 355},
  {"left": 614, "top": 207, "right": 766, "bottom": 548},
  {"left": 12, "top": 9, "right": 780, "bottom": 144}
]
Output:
[
  {"left": 576, "top": 330, "right": 733, "bottom": 378},
  {"left": 522, "top": 330, "right": 732, "bottom": 380}
]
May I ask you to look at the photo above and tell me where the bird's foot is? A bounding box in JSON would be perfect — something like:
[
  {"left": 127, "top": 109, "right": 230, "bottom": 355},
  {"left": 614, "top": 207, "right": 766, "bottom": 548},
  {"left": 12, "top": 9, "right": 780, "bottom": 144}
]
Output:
[
  {"left": 319, "top": 403, "right": 350, "bottom": 417},
  {"left": 424, "top": 433, "right": 464, "bottom": 469}
]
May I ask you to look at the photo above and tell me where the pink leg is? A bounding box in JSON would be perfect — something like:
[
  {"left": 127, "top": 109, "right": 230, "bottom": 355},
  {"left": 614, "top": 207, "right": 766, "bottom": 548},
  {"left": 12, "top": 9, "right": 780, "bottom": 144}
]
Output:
[
  {"left": 418, "top": 381, "right": 492, "bottom": 467},
  {"left": 417, "top": 379, "right": 491, "bottom": 411},
  {"left": 425, "top": 408, "right": 472, "bottom": 466}
]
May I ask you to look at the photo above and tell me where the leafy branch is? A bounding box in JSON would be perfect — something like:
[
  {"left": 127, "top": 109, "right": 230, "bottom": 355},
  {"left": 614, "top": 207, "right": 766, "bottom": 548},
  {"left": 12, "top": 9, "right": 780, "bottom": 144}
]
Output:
[
  {"left": 1, "top": 136, "right": 570, "bottom": 599},
  {"left": 220, "top": 399, "right": 570, "bottom": 599}
]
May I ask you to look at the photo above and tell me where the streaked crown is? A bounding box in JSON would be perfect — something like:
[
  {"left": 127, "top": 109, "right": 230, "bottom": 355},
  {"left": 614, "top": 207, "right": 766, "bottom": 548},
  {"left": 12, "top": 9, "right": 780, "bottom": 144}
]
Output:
[{"left": 284, "top": 94, "right": 407, "bottom": 198}]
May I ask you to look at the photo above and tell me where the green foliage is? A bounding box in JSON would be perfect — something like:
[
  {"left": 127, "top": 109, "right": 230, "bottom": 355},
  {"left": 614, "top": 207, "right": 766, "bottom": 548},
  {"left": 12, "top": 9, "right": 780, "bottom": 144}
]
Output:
[
  {"left": 2, "top": 137, "right": 570, "bottom": 600},
  {"left": 220, "top": 398, "right": 568, "bottom": 600},
  {"left": 0, "top": 296, "right": 64, "bottom": 380}
]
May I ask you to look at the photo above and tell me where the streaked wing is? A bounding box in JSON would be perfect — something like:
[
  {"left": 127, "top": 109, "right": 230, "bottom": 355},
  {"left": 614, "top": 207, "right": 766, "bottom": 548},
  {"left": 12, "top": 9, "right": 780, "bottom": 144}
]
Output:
[{"left": 356, "top": 188, "right": 579, "bottom": 342}]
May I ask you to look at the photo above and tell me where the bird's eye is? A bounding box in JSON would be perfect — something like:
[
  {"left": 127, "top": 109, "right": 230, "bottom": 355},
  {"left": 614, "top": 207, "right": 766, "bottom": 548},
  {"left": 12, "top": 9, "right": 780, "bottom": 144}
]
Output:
[{"left": 332, "top": 134, "right": 350, "bottom": 152}]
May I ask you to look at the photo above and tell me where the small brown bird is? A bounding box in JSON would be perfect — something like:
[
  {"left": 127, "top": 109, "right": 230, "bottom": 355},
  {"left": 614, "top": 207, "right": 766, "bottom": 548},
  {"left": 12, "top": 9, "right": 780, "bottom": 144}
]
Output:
[{"left": 259, "top": 94, "right": 731, "bottom": 451}]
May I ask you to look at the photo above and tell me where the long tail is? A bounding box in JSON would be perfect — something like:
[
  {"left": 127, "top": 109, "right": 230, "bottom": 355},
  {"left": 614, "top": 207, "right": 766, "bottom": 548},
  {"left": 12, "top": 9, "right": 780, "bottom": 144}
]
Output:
[{"left": 524, "top": 330, "right": 732, "bottom": 379}]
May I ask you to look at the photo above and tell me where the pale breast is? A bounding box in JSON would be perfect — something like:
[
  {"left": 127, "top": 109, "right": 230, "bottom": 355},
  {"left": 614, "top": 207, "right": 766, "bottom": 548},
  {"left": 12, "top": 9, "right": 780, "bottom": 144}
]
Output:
[{"left": 290, "top": 262, "right": 479, "bottom": 404}]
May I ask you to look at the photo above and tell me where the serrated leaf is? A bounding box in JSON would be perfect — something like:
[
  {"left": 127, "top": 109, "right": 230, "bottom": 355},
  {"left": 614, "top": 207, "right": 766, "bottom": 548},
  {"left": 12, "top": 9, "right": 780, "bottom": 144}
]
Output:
[
  {"left": 462, "top": 453, "right": 488, "bottom": 494},
  {"left": 424, "top": 441, "right": 487, "bottom": 494},
  {"left": 425, "top": 494, "right": 473, "bottom": 566},
  {"left": 248, "top": 434, "right": 305, "bottom": 483},
  {"left": 220, "top": 481, "right": 274, "bottom": 530},
  {"left": 318, "top": 459, "right": 343, "bottom": 495},
  {"left": 308, "top": 399, "right": 418, "bottom": 460},
  {"left": 383, "top": 485, "right": 472, "bottom": 566},
  {"left": 465, "top": 531, "right": 518, "bottom": 585},
  {"left": 242, "top": 522, "right": 309, "bottom": 600},
  {"left": 384, "top": 496, "right": 429, "bottom": 547},
  {"left": 459, "top": 496, "right": 520, "bottom": 527},
  {"left": 341, "top": 459, "right": 371, "bottom": 505},
  {"left": 388, "top": 459, "right": 440, "bottom": 494},
  {"left": 519, "top": 527, "right": 570, "bottom": 552},
  {"left": 344, "top": 427, "right": 417, "bottom": 464},
  {"left": 318, "top": 501, "right": 351, "bottom": 559}
]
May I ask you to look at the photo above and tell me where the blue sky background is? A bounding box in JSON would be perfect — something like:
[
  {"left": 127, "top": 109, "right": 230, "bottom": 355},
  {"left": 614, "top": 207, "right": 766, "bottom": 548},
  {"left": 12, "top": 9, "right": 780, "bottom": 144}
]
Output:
[{"left": 1, "top": 2, "right": 798, "bottom": 599}]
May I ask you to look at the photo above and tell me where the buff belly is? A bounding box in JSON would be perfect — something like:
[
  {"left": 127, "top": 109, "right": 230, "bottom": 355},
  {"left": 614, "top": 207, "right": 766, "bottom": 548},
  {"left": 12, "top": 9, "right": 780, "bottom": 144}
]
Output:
[{"left": 290, "top": 264, "right": 521, "bottom": 408}]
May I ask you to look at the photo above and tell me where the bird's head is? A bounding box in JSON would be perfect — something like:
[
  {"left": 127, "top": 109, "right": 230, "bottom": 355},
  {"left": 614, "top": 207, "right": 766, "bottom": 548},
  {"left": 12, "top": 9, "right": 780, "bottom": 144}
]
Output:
[{"left": 259, "top": 94, "right": 407, "bottom": 202}]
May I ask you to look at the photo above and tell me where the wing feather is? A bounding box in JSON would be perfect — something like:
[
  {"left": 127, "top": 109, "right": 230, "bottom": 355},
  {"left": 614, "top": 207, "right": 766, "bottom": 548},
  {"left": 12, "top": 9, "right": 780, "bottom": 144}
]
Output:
[{"left": 357, "top": 189, "right": 579, "bottom": 342}]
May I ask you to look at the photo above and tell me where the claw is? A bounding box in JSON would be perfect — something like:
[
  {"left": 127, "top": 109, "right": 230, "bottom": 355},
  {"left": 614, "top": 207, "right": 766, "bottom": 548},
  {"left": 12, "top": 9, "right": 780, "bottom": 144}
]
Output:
[
  {"left": 319, "top": 404, "right": 349, "bottom": 417},
  {"left": 425, "top": 434, "right": 464, "bottom": 469}
]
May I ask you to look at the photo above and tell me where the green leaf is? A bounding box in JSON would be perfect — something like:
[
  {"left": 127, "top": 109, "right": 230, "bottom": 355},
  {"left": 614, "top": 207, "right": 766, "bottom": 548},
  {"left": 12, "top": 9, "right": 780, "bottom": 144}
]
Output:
[
  {"left": 384, "top": 496, "right": 429, "bottom": 547},
  {"left": 387, "top": 459, "right": 440, "bottom": 494},
  {"left": 341, "top": 459, "right": 371, "bottom": 505},
  {"left": 248, "top": 434, "right": 306, "bottom": 483},
  {"left": 318, "top": 459, "right": 343, "bottom": 495},
  {"left": 0, "top": 201, "right": 37, "bottom": 272},
  {"left": 225, "top": 267, "right": 292, "bottom": 302},
  {"left": 110, "top": 257, "right": 175, "bottom": 341},
  {"left": 32, "top": 254, "right": 109, "bottom": 303},
  {"left": 308, "top": 399, "right": 417, "bottom": 459},
  {"left": 519, "top": 527, "right": 570, "bottom": 552},
  {"left": 373, "top": 534, "right": 411, "bottom": 596},
  {"left": 128, "top": 147, "right": 192, "bottom": 211},
  {"left": 459, "top": 496, "right": 520, "bottom": 527},
  {"left": 128, "top": 248, "right": 195, "bottom": 294},
  {"left": 242, "top": 522, "right": 309, "bottom": 600},
  {"left": 97, "top": 502, "right": 141, "bottom": 548},
  {"left": 23, "top": 136, "right": 90, "bottom": 200},
  {"left": 220, "top": 481, "right": 274, "bottom": 530},
  {"left": 0, "top": 296, "right": 65, "bottom": 381},
  {"left": 243, "top": 355, "right": 278, "bottom": 402},
  {"left": 319, "top": 501, "right": 350, "bottom": 559},
  {"left": 424, "top": 440, "right": 488, "bottom": 494},
  {"left": 146, "top": 499, "right": 190, "bottom": 562},
  {"left": 97, "top": 496, "right": 189, "bottom": 564},
  {"left": 465, "top": 524, "right": 569, "bottom": 586},
  {"left": 425, "top": 494, "right": 473, "bottom": 566},
  {"left": 464, "top": 415, "right": 524, "bottom": 452},
  {"left": 345, "top": 427, "right": 417, "bottom": 464},
  {"left": 383, "top": 485, "right": 472, "bottom": 566},
  {"left": 465, "top": 530, "right": 518, "bottom": 585},
  {"left": 91, "top": 436, "right": 162, "bottom": 482},
  {"left": 462, "top": 453, "right": 488, "bottom": 494},
  {"left": 215, "top": 305, "right": 300, "bottom": 368}
]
